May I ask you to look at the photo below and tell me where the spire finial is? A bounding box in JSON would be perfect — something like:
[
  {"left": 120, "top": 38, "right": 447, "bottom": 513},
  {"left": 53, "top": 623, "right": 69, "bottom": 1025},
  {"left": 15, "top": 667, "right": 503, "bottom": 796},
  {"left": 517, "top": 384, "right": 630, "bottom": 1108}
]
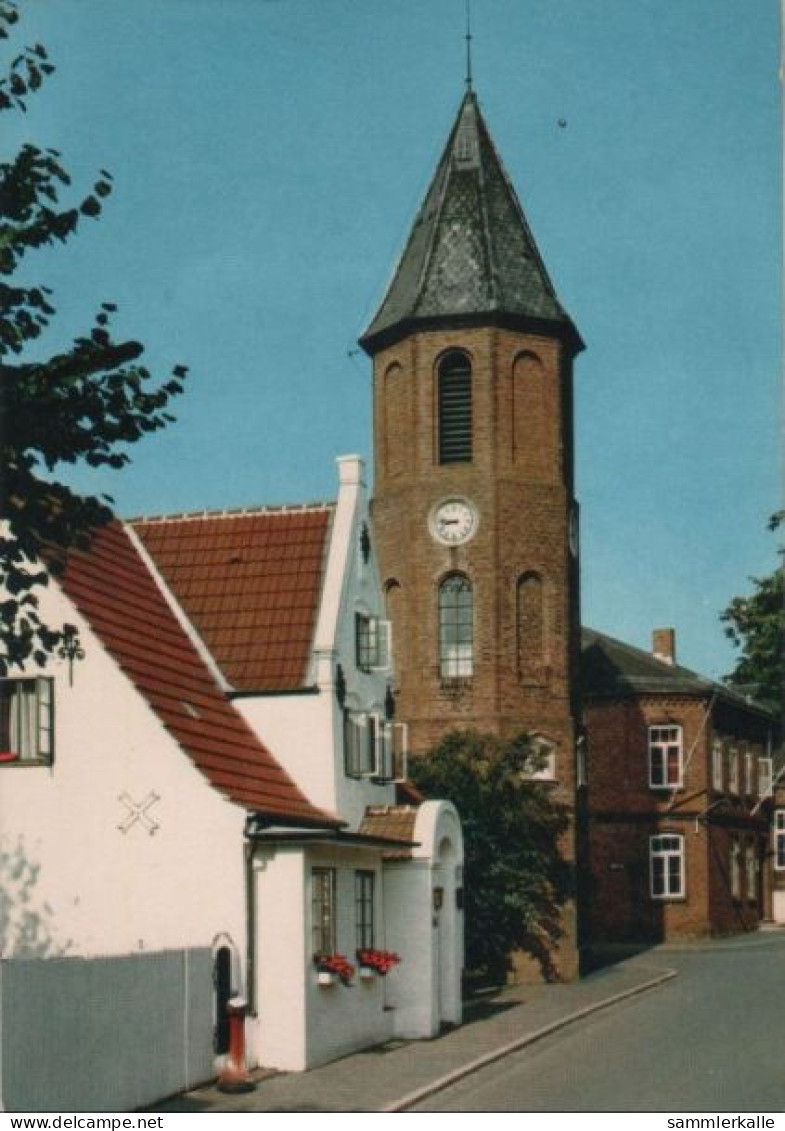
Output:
[{"left": 465, "top": 0, "right": 473, "bottom": 91}]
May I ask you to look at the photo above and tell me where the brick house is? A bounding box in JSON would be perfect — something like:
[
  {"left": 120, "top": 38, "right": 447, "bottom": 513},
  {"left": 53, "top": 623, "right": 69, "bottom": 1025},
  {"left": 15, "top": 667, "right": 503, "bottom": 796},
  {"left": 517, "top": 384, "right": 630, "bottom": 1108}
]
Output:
[
  {"left": 771, "top": 777, "right": 785, "bottom": 923},
  {"left": 582, "top": 626, "right": 778, "bottom": 943}
]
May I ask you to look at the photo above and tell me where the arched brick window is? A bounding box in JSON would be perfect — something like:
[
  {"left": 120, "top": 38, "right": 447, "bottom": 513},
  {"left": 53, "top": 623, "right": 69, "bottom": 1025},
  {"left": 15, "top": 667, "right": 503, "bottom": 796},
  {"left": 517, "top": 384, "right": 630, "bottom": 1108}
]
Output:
[
  {"left": 438, "top": 352, "right": 472, "bottom": 464},
  {"left": 516, "top": 571, "right": 544, "bottom": 676},
  {"left": 439, "top": 574, "right": 473, "bottom": 678}
]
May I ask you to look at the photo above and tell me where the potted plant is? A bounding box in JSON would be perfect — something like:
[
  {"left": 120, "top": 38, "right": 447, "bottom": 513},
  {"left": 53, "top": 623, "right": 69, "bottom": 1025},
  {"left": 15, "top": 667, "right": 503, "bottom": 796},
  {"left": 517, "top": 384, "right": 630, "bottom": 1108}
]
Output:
[
  {"left": 313, "top": 953, "right": 355, "bottom": 986},
  {"left": 356, "top": 948, "right": 401, "bottom": 977}
]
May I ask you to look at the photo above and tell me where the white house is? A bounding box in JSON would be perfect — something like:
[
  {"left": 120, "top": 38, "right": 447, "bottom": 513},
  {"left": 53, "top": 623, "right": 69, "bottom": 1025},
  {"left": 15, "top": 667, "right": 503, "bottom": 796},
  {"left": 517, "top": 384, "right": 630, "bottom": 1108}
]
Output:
[{"left": 0, "top": 455, "right": 463, "bottom": 1110}]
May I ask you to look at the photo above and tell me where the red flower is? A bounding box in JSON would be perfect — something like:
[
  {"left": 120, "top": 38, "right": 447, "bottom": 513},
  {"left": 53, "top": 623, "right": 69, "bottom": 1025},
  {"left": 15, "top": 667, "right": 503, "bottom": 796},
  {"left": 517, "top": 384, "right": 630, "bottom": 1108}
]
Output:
[
  {"left": 313, "top": 953, "right": 356, "bottom": 985},
  {"left": 356, "top": 948, "right": 402, "bottom": 975}
]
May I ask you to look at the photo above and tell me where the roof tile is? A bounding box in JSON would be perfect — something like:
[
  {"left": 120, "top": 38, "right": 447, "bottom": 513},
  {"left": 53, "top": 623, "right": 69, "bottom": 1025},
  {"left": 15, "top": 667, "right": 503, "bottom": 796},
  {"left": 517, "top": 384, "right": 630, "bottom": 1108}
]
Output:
[
  {"left": 134, "top": 507, "right": 333, "bottom": 692},
  {"left": 60, "top": 521, "right": 337, "bottom": 827}
]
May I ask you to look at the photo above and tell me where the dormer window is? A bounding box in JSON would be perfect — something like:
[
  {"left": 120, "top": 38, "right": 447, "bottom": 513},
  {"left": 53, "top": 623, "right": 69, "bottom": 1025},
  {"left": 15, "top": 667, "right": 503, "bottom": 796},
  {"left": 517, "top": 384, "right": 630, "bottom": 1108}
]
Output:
[
  {"left": 438, "top": 352, "right": 472, "bottom": 464},
  {"left": 0, "top": 678, "right": 54, "bottom": 765}
]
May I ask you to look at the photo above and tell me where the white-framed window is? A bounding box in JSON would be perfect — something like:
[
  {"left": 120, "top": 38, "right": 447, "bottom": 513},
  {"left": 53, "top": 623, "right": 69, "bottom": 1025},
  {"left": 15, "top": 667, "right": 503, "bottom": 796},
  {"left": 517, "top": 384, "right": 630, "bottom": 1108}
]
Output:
[
  {"left": 0, "top": 677, "right": 54, "bottom": 765},
  {"left": 728, "top": 745, "right": 739, "bottom": 794},
  {"left": 650, "top": 834, "right": 685, "bottom": 899},
  {"left": 745, "top": 840, "right": 758, "bottom": 903},
  {"left": 759, "top": 757, "right": 773, "bottom": 799},
  {"left": 744, "top": 750, "right": 755, "bottom": 796},
  {"left": 712, "top": 739, "right": 724, "bottom": 792},
  {"left": 439, "top": 574, "right": 474, "bottom": 678},
  {"left": 344, "top": 711, "right": 407, "bottom": 782},
  {"left": 311, "top": 867, "right": 337, "bottom": 956},
  {"left": 774, "top": 811, "right": 785, "bottom": 871},
  {"left": 355, "top": 870, "right": 375, "bottom": 951},
  {"left": 730, "top": 838, "right": 742, "bottom": 899},
  {"left": 525, "top": 734, "right": 557, "bottom": 781},
  {"left": 648, "top": 725, "right": 682, "bottom": 789},
  {"left": 355, "top": 614, "right": 390, "bottom": 673}
]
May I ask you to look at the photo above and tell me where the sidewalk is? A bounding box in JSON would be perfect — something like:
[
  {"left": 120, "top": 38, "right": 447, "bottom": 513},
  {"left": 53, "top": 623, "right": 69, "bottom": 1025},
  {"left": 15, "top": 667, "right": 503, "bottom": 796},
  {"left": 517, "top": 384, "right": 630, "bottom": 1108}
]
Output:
[{"left": 152, "top": 954, "right": 675, "bottom": 1114}]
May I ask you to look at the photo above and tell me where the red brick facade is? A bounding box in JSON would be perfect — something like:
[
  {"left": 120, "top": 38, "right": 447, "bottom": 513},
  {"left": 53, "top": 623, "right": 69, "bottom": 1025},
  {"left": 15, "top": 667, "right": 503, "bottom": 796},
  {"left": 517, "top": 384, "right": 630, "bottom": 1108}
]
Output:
[
  {"left": 369, "top": 325, "right": 582, "bottom": 979},
  {"left": 585, "top": 677, "right": 775, "bottom": 943}
]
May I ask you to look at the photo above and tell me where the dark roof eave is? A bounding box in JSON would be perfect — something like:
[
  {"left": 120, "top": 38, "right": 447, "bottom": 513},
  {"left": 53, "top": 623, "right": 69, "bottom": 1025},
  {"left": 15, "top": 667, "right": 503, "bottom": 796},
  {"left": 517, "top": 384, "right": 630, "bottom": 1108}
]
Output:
[
  {"left": 245, "top": 811, "right": 345, "bottom": 835},
  {"left": 359, "top": 309, "right": 584, "bottom": 359},
  {"left": 245, "top": 824, "right": 419, "bottom": 849}
]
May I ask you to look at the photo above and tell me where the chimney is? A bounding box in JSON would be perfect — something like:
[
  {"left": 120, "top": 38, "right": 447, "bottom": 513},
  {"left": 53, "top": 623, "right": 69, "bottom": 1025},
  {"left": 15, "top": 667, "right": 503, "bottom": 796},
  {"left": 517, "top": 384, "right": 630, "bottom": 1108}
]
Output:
[{"left": 652, "top": 628, "right": 676, "bottom": 666}]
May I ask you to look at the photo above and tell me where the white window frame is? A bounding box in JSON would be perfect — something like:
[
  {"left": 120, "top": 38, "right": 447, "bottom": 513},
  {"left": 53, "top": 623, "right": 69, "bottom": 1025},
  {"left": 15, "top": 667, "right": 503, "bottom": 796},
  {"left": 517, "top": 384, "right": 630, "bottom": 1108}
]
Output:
[
  {"left": 711, "top": 739, "right": 724, "bottom": 792},
  {"left": 355, "top": 613, "right": 391, "bottom": 673},
  {"left": 745, "top": 840, "right": 758, "bottom": 903},
  {"left": 371, "top": 718, "right": 408, "bottom": 783},
  {"left": 650, "top": 834, "right": 685, "bottom": 899},
  {"left": 439, "top": 574, "right": 474, "bottom": 679},
  {"left": 311, "top": 867, "right": 337, "bottom": 957},
  {"left": 744, "top": 750, "right": 755, "bottom": 797},
  {"left": 355, "top": 870, "right": 375, "bottom": 951},
  {"left": 648, "top": 725, "right": 683, "bottom": 789},
  {"left": 525, "top": 734, "right": 557, "bottom": 782},
  {"left": 730, "top": 838, "right": 742, "bottom": 899},
  {"left": 774, "top": 811, "right": 785, "bottom": 872},
  {"left": 0, "top": 677, "right": 54, "bottom": 765},
  {"left": 728, "top": 745, "right": 739, "bottom": 794}
]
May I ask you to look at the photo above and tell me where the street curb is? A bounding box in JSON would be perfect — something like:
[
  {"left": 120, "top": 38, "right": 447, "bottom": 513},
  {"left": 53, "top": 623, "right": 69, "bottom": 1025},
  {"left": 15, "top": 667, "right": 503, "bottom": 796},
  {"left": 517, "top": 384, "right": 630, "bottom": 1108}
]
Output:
[{"left": 382, "top": 967, "right": 678, "bottom": 1113}]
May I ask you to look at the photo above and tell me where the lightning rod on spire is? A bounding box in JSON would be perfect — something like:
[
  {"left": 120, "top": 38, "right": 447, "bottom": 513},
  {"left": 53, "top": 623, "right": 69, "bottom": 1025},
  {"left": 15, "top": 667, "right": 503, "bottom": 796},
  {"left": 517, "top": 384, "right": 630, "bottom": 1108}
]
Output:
[{"left": 465, "top": 0, "right": 473, "bottom": 91}]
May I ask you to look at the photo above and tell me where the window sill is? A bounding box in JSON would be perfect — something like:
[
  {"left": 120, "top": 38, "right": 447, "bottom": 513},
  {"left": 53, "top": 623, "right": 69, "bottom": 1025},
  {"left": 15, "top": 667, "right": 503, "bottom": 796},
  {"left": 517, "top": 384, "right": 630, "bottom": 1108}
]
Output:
[{"left": 0, "top": 757, "right": 51, "bottom": 768}]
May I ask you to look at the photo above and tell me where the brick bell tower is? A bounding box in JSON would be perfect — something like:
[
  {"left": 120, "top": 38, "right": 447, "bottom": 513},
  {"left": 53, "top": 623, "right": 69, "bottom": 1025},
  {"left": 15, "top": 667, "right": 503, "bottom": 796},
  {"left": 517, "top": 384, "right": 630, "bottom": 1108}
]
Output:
[{"left": 359, "top": 89, "right": 584, "bottom": 977}]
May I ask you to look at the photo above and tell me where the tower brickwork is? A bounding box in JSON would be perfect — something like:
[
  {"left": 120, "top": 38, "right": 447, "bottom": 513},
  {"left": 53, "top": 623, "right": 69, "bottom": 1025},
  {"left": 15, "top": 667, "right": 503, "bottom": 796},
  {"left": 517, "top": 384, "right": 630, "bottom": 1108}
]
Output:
[{"left": 361, "top": 91, "right": 584, "bottom": 979}]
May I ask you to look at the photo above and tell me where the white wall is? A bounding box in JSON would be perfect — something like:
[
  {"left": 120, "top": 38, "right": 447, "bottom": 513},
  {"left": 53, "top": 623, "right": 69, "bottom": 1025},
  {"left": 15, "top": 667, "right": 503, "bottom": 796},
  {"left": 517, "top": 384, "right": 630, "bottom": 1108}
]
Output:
[
  {"left": 253, "top": 841, "right": 394, "bottom": 1071},
  {"left": 0, "top": 581, "right": 247, "bottom": 970}
]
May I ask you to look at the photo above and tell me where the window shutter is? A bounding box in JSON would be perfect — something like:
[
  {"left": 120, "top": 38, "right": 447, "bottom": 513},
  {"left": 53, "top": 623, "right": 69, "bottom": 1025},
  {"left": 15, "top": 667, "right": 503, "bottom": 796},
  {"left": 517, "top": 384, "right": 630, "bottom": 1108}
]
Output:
[
  {"left": 392, "top": 723, "right": 408, "bottom": 783},
  {"left": 361, "top": 714, "right": 379, "bottom": 777},
  {"left": 438, "top": 357, "right": 472, "bottom": 464},
  {"left": 37, "top": 677, "right": 53, "bottom": 760},
  {"left": 371, "top": 619, "right": 391, "bottom": 671}
]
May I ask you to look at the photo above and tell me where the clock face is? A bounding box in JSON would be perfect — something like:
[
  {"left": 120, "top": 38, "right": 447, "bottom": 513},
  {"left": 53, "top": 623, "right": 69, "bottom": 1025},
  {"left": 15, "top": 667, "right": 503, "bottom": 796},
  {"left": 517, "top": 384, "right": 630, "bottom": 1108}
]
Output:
[{"left": 430, "top": 498, "right": 478, "bottom": 546}]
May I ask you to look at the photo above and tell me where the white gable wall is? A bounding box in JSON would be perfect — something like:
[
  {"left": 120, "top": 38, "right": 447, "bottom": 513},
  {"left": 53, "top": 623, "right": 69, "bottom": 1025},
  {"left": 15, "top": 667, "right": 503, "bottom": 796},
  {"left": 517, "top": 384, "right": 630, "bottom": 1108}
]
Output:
[
  {"left": 0, "top": 579, "right": 247, "bottom": 966},
  {"left": 236, "top": 456, "right": 397, "bottom": 831}
]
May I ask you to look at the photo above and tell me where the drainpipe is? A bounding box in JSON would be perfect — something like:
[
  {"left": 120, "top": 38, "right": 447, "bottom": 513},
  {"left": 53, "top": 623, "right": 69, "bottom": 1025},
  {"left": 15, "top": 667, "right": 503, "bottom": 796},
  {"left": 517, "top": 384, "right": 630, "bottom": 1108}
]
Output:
[{"left": 244, "top": 838, "right": 256, "bottom": 1016}]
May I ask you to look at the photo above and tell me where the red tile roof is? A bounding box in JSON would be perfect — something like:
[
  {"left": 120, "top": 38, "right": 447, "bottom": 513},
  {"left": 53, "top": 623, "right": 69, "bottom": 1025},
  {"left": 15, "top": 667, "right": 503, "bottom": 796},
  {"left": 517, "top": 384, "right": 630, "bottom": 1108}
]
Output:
[
  {"left": 133, "top": 507, "right": 332, "bottom": 692},
  {"left": 358, "top": 805, "right": 419, "bottom": 859},
  {"left": 60, "top": 521, "right": 338, "bottom": 827}
]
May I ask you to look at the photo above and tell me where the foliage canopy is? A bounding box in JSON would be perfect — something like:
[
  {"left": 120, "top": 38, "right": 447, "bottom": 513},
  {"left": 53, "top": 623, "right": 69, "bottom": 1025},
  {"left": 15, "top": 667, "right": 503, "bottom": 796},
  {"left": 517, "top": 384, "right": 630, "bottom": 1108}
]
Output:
[
  {"left": 721, "top": 512, "right": 784, "bottom": 713},
  {"left": 409, "top": 729, "right": 571, "bottom": 983},
  {"left": 0, "top": 1, "right": 187, "bottom": 673}
]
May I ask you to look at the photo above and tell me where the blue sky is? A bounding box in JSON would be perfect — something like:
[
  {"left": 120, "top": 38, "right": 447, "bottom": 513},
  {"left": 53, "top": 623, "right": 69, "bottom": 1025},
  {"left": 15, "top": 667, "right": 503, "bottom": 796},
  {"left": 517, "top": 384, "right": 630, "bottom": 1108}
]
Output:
[{"left": 6, "top": 0, "right": 781, "bottom": 680}]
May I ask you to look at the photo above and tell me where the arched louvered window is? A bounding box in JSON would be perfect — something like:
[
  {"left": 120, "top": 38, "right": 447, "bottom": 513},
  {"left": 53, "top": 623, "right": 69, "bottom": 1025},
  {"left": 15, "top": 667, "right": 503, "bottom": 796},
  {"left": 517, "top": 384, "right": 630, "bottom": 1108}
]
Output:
[
  {"left": 439, "top": 574, "right": 473, "bottom": 678},
  {"left": 438, "top": 352, "right": 472, "bottom": 464}
]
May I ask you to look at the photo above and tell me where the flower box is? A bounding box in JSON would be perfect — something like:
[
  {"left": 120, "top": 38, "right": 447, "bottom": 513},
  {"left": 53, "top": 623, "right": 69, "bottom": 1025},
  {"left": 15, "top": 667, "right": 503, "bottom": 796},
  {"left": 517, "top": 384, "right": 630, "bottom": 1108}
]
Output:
[
  {"left": 313, "top": 953, "right": 355, "bottom": 986},
  {"left": 0, "top": 752, "right": 19, "bottom": 764},
  {"left": 317, "top": 971, "right": 336, "bottom": 986},
  {"left": 359, "top": 966, "right": 375, "bottom": 979},
  {"left": 355, "top": 948, "right": 402, "bottom": 976}
]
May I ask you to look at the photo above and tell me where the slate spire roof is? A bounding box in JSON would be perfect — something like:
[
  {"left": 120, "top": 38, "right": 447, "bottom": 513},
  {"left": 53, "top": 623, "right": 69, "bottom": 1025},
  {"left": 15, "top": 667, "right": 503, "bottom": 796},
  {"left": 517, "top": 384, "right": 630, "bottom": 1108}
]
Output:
[{"left": 360, "top": 90, "right": 582, "bottom": 355}]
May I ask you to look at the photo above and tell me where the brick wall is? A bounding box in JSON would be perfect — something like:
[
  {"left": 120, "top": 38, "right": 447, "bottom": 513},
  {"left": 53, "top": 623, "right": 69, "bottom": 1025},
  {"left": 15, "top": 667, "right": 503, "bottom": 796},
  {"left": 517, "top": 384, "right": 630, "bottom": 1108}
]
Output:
[
  {"left": 370, "top": 323, "right": 581, "bottom": 979},
  {"left": 585, "top": 694, "right": 769, "bottom": 941}
]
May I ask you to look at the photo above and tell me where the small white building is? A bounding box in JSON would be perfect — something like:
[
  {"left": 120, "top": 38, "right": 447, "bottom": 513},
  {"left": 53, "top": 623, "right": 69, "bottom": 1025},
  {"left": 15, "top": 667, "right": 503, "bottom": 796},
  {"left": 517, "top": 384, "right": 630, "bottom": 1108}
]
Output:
[{"left": 0, "top": 456, "right": 463, "bottom": 1110}]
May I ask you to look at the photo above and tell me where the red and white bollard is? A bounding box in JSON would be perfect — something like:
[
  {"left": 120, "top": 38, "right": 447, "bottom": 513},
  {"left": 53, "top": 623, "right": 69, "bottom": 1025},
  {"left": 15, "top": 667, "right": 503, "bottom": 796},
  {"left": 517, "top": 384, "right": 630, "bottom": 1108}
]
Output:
[{"left": 217, "top": 996, "right": 256, "bottom": 1094}]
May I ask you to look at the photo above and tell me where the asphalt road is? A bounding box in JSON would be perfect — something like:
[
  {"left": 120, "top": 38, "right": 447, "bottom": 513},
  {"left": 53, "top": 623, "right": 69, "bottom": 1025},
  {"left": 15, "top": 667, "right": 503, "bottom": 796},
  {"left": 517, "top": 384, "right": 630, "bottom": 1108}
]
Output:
[{"left": 411, "top": 932, "right": 785, "bottom": 1112}]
